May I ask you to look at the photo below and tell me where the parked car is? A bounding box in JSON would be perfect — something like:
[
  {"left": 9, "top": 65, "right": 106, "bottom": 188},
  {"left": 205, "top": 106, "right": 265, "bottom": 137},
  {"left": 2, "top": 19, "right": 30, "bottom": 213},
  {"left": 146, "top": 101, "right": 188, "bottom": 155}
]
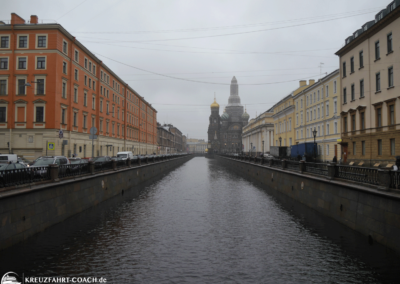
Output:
[
  {"left": 0, "top": 154, "right": 18, "bottom": 162},
  {"left": 116, "top": 151, "right": 135, "bottom": 160},
  {"left": 29, "top": 156, "right": 70, "bottom": 177},
  {"left": 0, "top": 161, "right": 27, "bottom": 170},
  {"left": 69, "top": 158, "right": 89, "bottom": 173}
]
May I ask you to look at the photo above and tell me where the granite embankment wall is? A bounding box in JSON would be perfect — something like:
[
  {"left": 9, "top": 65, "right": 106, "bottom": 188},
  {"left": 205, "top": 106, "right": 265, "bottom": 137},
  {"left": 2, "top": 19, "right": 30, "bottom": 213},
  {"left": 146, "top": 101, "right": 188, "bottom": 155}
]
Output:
[
  {"left": 217, "top": 156, "right": 400, "bottom": 254},
  {"left": 0, "top": 156, "right": 192, "bottom": 250}
]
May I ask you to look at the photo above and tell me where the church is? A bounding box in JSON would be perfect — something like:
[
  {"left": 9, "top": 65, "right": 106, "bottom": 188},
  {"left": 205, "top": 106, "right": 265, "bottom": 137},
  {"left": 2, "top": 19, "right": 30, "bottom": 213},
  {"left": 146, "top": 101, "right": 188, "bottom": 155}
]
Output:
[{"left": 207, "top": 77, "right": 249, "bottom": 153}]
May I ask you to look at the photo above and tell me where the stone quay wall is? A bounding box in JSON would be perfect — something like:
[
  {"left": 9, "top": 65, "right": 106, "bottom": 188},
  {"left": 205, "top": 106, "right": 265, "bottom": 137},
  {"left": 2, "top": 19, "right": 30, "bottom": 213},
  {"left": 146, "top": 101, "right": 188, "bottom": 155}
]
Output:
[
  {"left": 216, "top": 155, "right": 400, "bottom": 254},
  {"left": 0, "top": 155, "right": 193, "bottom": 251}
]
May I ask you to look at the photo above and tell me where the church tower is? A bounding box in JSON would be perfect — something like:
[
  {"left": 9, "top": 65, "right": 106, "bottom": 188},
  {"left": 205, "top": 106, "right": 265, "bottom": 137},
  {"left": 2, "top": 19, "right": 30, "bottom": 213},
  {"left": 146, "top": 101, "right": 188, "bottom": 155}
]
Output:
[{"left": 207, "top": 97, "right": 221, "bottom": 153}]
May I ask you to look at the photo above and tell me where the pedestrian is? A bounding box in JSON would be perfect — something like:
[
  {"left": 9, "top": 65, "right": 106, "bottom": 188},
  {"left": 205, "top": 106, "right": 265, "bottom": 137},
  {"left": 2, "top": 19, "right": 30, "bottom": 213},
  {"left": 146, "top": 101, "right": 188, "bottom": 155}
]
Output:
[{"left": 332, "top": 156, "right": 337, "bottom": 163}]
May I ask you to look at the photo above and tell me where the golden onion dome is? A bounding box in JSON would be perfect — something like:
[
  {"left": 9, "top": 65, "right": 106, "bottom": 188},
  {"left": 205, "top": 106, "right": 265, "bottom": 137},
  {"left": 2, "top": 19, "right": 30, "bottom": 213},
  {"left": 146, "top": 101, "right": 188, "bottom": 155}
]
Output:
[{"left": 210, "top": 98, "right": 220, "bottom": 108}]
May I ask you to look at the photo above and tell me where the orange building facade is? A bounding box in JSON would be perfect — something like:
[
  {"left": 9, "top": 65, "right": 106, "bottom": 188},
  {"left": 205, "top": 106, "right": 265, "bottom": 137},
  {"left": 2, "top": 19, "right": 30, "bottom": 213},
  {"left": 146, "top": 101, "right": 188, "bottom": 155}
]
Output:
[{"left": 0, "top": 14, "right": 157, "bottom": 159}]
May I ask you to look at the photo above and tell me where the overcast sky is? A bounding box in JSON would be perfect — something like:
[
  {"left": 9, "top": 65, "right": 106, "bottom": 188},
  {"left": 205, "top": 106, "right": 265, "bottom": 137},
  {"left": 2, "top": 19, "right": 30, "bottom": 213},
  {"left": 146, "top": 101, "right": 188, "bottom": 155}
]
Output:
[{"left": 1, "top": 0, "right": 390, "bottom": 140}]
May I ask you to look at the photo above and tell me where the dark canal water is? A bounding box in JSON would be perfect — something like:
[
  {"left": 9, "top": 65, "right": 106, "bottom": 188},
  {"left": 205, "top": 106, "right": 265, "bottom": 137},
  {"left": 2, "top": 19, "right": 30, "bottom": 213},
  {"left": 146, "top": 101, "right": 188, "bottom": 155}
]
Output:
[{"left": 1, "top": 157, "right": 400, "bottom": 283}]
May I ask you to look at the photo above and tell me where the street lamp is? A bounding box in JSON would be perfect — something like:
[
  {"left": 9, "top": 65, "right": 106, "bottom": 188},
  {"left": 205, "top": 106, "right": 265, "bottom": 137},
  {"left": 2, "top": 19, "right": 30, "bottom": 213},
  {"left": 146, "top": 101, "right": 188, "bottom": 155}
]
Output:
[
  {"left": 279, "top": 137, "right": 282, "bottom": 147},
  {"left": 312, "top": 128, "right": 317, "bottom": 161}
]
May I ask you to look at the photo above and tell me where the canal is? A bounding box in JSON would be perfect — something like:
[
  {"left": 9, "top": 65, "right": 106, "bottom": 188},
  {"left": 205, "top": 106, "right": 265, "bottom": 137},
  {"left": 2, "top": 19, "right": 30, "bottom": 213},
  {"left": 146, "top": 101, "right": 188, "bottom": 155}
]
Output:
[{"left": 1, "top": 157, "right": 399, "bottom": 283}]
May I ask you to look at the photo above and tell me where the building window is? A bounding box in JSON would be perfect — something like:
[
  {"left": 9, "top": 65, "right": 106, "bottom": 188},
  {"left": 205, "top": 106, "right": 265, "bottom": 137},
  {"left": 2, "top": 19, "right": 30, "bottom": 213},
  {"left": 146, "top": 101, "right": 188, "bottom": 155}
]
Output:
[
  {"left": 342, "top": 62, "right": 346, "bottom": 77},
  {"left": 389, "top": 104, "right": 395, "bottom": 125},
  {"left": 89, "top": 78, "right": 92, "bottom": 89},
  {"left": 343, "top": 88, "right": 347, "bottom": 103},
  {"left": 0, "top": 58, "right": 8, "bottom": 69},
  {"left": 18, "top": 57, "right": 27, "bottom": 69},
  {"left": 359, "top": 51, "right": 363, "bottom": 68},
  {"left": 326, "top": 103, "right": 329, "bottom": 116},
  {"left": 326, "top": 123, "right": 330, "bottom": 135},
  {"left": 36, "top": 106, "right": 44, "bottom": 122},
  {"left": 63, "top": 62, "right": 67, "bottom": 74},
  {"left": 18, "top": 79, "right": 26, "bottom": 95},
  {"left": 93, "top": 65, "right": 96, "bottom": 75},
  {"left": 326, "top": 145, "right": 329, "bottom": 156},
  {"left": 326, "top": 85, "right": 329, "bottom": 97},
  {"left": 350, "top": 57, "right": 354, "bottom": 73},
  {"left": 388, "top": 67, "right": 394, "bottom": 88},
  {"left": 89, "top": 62, "right": 92, "bottom": 72},
  {"left": 334, "top": 81, "right": 337, "bottom": 93},
  {"left": 351, "top": 84, "right": 355, "bottom": 101},
  {"left": 391, "top": 139, "right": 395, "bottom": 156},
  {"left": 344, "top": 116, "right": 348, "bottom": 132},
  {"left": 387, "top": 33, "right": 393, "bottom": 53},
  {"left": 377, "top": 108, "right": 382, "bottom": 127},
  {"left": 378, "top": 139, "right": 382, "bottom": 155},
  {"left": 362, "top": 141, "right": 366, "bottom": 156},
  {"left": 376, "top": 73, "right": 380, "bottom": 92},
  {"left": 63, "top": 41, "right": 67, "bottom": 54},
  {"left": 375, "top": 41, "right": 380, "bottom": 60},
  {"left": 0, "top": 80, "right": 7, "bottom": 95},
  {"left": 74, "top": 50, "right": 79, "bottom": 62},
  {"left": 100, "top": 100, "right": 103, "bottom": 112},
  {"left": 84, "top": 58, "right": 88, "bottom": 69},
  {"left": 62, "top": 82, "right": 66, "bottom": 98},
  {"left": 360, "top": 80, "right": 364, "bottom": 98},
  {"left": 72, "top": 112, "right": 77, "bottom": 126},
  {"left": 74, "top": 69, "right": 78, "bottom": 81},
  {"left": 351, "top": 114, "right": 356, "bottom": 131},
  {"left": 36, "top": 79, "right": 45, "bottom": 95},
  {"left": 19, "top": 36, "right": 27, "bottom": 48},
  {"left": 37, "top": 36, "right": 46, "bottom": 48},
  {"left": 84, "top": 93, "right": 87, "bottom": 106},
  {"left": 0, "top": 106, "right": 6, "bottom": 122},
  {"left": 74, "top": 88, "right": 78, "bottom": 103},
  {"left": 360, "top": 112, "right": 365, "bottom": 130},
  {"left": 92, "top": 97, "right": 95, "bottom": 110},
  {"left": 84, "top": 76, "right": 87, "bottom": 86},
  {"left": 83, "top": 115, "right": 87, "bottom": 129},
  {"left": 352, "top": 142, "right": 356, "bottom": 156},
  {"left": 334, "top": 122, "right": 338, "bottom": 134},
  {"left": 61, "top": 108, "right": 66, "bottom": 124},
  {"left": 1, "top": 36, "right": 9, "bottom": 48},
  {"left": 37, "top": 57, "right": 45, "bottom": 69}
]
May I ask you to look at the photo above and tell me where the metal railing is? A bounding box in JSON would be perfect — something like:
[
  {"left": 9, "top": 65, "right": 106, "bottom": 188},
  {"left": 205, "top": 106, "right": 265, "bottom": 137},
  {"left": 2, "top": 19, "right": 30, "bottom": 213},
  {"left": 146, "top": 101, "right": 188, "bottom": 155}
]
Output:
[
  {"left": 305, "top": 163, "right": 328, "bottom": 176},
  {"left": 59, "top": 163, "right": 90, "bottom": 178},
  {"left": 116, "top": 160, "right": 128, "bottom": 168},
  {"left": 94, "top": 161, "right": 114, "bottom": 172},
  {"left": 270, "top": 159, "right": 282, "bottom": 168},
  {"left": 286, "top": 160, "right": 300, "bottom": 171},
  {"left": 335, "top": 165, "right": 379, "bottom": 185},
  {"left": 390, "top": 171, "right": 400, "bottom": 189},
  {"left": 0, "top": 166, "right": 50, "bottom": 188}
]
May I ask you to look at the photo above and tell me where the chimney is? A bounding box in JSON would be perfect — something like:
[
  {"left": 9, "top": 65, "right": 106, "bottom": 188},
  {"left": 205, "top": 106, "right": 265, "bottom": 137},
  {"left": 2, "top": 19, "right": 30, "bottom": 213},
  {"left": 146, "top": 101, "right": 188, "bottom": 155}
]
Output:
[
  {"left": 309, "top": 79, "right": 315, "bottom": 85},
  {"left": 30, "top": 15, "right": 38, "bottom": 24},
  {"left": 299, "top": 80, "right": 306, "bottom": 87},
  {"left": 11, "top": 13, "right": 25, "bottom": 25}
]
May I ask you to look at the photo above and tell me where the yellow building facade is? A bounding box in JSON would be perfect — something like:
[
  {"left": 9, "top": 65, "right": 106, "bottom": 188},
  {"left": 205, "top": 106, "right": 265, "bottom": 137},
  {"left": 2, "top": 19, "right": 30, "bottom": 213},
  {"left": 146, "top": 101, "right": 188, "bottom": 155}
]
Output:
[
  {"left": 242, "top": 109, "right": 274, "bottom": 154},
  {"left": 294, "top": 70, "right": 341, "bottom": 162},
  {"left": 272, "top": 80, "right": 314, "bottom": 147}
]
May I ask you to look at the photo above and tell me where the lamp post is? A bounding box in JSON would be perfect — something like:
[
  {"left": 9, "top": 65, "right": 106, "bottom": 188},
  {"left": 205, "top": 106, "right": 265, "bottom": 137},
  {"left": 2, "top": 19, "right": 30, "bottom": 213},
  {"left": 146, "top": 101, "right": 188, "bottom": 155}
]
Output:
[
  {"left": 250, "top": 142, "right": 253, "bottom": 156},
  {"left": 262, "top": 140, "right": 264, "bottom": 154},
  {"left": 312, "top": 128, "right": 317, "bottom": 161},
  {"left": 279, "top": 137, "right": 282, "bottom": 147}
]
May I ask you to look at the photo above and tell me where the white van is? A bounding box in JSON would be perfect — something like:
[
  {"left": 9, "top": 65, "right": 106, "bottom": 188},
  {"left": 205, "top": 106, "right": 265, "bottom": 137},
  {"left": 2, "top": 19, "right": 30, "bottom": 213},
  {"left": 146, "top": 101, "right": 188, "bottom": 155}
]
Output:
[
  {"left": 116, "top": 151, "right": 134, "bottom": 160},
  {"left": 0, "top": 154, "right": 18, "bottom": 162}
]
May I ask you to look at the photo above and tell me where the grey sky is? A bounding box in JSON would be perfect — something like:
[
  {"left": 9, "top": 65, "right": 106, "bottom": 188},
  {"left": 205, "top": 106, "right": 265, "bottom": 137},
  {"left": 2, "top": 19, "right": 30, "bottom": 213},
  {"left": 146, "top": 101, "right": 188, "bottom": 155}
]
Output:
[{"left": 0, "top": 0, "right": 390, "bottom": 140}]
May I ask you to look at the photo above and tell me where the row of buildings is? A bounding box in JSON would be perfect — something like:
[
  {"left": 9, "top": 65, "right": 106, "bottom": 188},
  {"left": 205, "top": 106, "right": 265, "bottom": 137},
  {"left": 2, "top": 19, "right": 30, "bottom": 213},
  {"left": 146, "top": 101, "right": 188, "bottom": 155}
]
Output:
[
  {"left": 241, "top": 0, "right": 400, "bottom": 167},
  {"left": 156, "top": 123, "right": 187, "bottom": 154},
  {"left": 0, "top": 13, "right": 157, "bottom": 159},
  {"left": 0, "top": 13, "right": 189, "bottom": 160}
]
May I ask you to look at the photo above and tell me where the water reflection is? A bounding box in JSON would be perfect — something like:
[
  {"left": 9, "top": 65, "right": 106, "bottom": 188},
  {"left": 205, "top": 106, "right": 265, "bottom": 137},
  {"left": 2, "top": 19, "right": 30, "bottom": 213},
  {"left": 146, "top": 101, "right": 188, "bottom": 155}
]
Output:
[{"left": 0, "top": 157, "right": 399, "bottom": 283}]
